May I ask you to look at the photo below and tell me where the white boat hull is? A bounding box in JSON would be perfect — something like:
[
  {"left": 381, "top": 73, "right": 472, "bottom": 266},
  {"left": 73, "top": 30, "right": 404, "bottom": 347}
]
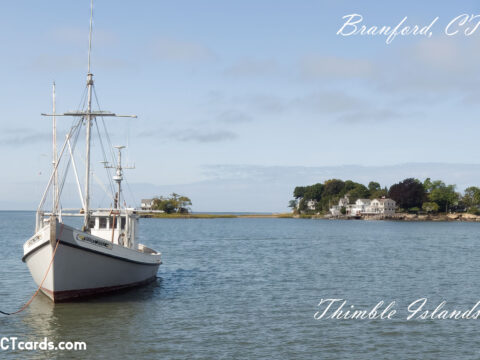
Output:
[{"left": 23, "top": 222, "right": 161, "bottom": 302}]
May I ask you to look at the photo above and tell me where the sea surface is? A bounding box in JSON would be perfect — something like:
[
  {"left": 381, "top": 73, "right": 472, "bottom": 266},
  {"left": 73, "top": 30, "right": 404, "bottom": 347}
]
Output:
[{"left": 1, "top": 211, "right": 480, "bottom": 359}]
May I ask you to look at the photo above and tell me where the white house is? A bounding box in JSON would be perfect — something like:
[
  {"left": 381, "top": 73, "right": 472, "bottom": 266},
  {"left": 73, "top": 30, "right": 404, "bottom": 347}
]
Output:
[
  {"left": 306, "top": 200, "right": 317, "bottom": 211},
  {"left": 329, "top": 195, "right": 349, "bottom": 216},
  {"left": 329, "top": 196, "right": 396, "bottom": 216},
  {"left": 349, "top": 199, "right": 371, "bottom": 216},
  {"left": 141, "top": 199, "right": 154, "bottom": 211},
  {"left": 367, "top": 198, "right": 396, "bottom": 215}
]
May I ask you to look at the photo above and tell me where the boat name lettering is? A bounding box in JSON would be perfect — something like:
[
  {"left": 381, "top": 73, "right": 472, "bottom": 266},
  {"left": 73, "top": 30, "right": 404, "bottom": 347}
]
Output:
[
  {"left": 26, "top": 235, "right": 42, "bottom": 248},
  {"left": 76, "top": 234, "right": 112, "bottom": 249}
]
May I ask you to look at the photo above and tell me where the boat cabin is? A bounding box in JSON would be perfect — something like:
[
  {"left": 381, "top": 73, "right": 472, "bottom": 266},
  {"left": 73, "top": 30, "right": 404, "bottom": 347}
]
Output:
[{"left": 89, "top": 210, "right": 138, "bottom": 248}]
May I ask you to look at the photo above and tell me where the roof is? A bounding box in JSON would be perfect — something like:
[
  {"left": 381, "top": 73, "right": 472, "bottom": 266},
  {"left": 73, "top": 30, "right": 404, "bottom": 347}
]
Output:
[
  {"left": 356, "top": 198, "right": 371, "bottom": 203},
  {"left": 372, "top": 198, "right": 395, "bottom": 203}
]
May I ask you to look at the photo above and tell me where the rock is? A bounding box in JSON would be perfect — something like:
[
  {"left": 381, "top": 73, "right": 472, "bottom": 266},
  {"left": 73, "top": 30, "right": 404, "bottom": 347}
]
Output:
[{"left": 461, "top": 213, "right": 479, "bottom": 221}]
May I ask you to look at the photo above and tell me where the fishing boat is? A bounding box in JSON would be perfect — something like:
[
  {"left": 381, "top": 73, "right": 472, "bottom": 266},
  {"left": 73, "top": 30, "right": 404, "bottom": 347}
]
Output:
[{"left": 22, "top": 2, "right": 162, "bottom": 302}]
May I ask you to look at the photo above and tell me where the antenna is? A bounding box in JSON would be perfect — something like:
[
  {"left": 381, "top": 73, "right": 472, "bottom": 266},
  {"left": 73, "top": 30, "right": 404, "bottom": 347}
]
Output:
[{"left": 103, "top": 146, "right": 135, "bottom": 209}]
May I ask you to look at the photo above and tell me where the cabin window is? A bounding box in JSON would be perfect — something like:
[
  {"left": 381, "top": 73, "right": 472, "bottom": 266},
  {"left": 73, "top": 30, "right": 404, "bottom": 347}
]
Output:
[
  {"left": 99, "top": 217, "right": 108, "bottom": 229},
  {"left": 121, "top": 217, "right": 126, "bottom": 230},
  {"left": 88, "top": 218, "right": 95, "bottom": 229}
]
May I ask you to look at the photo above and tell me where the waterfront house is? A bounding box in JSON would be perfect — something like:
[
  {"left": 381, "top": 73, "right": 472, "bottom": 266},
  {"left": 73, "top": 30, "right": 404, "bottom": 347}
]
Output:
[
  {"left": 329, "top": 195, "right": 349, "bottom": 216},
  {"left": 306, "top": 200, "right": 317, "bottom": 211},
  {"left": 350, "top": 199, "right": 371, "bottom": 216},
  {"left": 329, "top": 196, "right": 396, "bottom": 216},
  {"left": 141, "top": 199, "right": 154, "bottom": 211},
  {"left": 367, "top": 198, "right": 396, "bottom": 215}
]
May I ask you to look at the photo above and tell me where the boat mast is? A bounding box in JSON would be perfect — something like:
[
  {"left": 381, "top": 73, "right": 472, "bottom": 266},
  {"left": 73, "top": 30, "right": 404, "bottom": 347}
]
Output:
[
  {"left": 39, "top": 0, "right": 137, "bottom": 225},
  {"left": 84, "top": 0, "right": 94, "bottom": 229},
  {"left": 52, "top": 82, "right": 58, "bottom": 214}
]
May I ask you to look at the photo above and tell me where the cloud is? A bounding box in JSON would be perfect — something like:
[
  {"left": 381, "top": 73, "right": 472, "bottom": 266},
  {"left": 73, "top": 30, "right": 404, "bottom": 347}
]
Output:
[
  {"left": 224, "top": 59, "right": 277, "bottom": 77},
  {"left": 240, "top": 94, "right": 287, "bottom": 114},
  {"left": 337, "top": 108, "right": 402, "bottom": 123},
  {"left": 300, "top": 55, "right": 374, "bottom": 80},
  {"left": 173, "top": 129, "right": 237, "bottom": 143},
  {"left": 217, "top": 110, "right": 252, "bottom": 124},
  {"left": 137, "top": 127, "right": 238, "bottom": 143},
  {"left": 0, "top": 128, "right": 51, "bottom": 146},
  {"left": 291, "top": 91, "right": 406, "bottom": 123},
  {"left": 151, "top": 37, "right": 215, "bottom": 62},
  {"left": 300, "top": 38, "right": 480, "bottom": 104},
  {"left": 202, "top": 163, "right": 480, "bottom": 192},
  {"left": 293, "top": 91, "right": 365, "bottom": 114}
]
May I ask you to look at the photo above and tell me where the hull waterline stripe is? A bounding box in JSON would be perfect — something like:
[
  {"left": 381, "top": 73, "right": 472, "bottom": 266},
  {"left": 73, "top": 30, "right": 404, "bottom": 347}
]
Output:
[{"left": 41, "top": 276, "right": 157, "bottom": 302}]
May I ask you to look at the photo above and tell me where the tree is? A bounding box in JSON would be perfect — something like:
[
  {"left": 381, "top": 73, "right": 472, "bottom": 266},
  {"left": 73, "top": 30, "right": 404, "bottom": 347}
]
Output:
[
  {"left": 177, "top": 195, "right": 192, "bottom": 213},
  {"left": 303, "top": 183, "right": 323, "bottom": 201},
  {"left": 152, "top": 193, "right": 192, "bottom": 214},
  {"left": 388, "top": 178, "right": 425, "bottom": 210},
  {"left": 368, "top": 181, "right": 381, "bottom": 192},
  {"left": 370, "top": 187, "right": 388, "bottom": 200},
  {"left": 323, "top": 179, "right": 345, "bottom": 196},
  {"left": 422, "top": 202, "right": 439, "bottom": 214},
  {"left": 347, "top": 184, "right": 370, "bottom": 203},
  {"left": 428, "top": 181, "right": 459, "bottom": 212},
  {"left": 423, "top": 178, "right": 434, "bottom": 193},
  {"left": 288, "top": 200, "right": 297, "bottom": 210},
  {"left": 463, "top": 186, "right": 480, "bottom": 208},
  {"left": 293, "top": 186, "right": 306, "bottom": 199}
]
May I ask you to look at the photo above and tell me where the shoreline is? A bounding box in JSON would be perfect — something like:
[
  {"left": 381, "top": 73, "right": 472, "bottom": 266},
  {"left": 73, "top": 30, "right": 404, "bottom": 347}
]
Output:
[
  {"left": 139, "top": 212, "right": 480, "bottom": 222},
  {"left": 312, "top": 213, "right": 480, "bottom": 222}
]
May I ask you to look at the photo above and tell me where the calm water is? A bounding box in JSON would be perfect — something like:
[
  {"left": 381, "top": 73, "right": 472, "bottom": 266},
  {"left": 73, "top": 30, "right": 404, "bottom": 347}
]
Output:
[{"left": 1, "top": 211, "right": 480, "bottom": 359}]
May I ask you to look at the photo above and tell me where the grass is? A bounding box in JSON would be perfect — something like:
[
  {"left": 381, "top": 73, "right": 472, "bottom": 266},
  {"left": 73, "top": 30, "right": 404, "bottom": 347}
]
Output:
[{"left": 140, "top": 213, "right": 295, "bottom": 219}]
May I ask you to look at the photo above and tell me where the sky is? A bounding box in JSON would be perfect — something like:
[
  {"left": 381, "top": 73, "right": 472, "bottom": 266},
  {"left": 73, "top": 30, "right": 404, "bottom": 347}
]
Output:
[{"left": 2, "top": 1, "right": 480, "bottom": 211}]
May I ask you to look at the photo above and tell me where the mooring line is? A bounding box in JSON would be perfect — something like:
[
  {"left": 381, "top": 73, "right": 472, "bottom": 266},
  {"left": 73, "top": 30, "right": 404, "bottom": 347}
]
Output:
[{"left": 1, "top": 224, "right": 64, "bottom": 315}]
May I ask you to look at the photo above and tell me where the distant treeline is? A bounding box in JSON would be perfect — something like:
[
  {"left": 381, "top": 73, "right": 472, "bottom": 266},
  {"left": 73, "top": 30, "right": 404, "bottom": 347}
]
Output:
[{"left": 290, "top": 178, "right": 480, "bottom": 214}]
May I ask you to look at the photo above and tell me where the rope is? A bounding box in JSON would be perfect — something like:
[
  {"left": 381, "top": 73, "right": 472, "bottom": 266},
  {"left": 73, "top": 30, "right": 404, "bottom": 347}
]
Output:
[{"left": 0, "top": 223, "right": 64, "bottom": 315}]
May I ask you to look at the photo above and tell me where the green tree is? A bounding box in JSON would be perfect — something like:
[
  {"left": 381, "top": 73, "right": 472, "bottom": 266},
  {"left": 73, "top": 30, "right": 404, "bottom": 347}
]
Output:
[
  {"left": 288, "top": 199, "right": 297, "bottom": 210},
  {"left": 177, "top": 195, "right": 192, "bottom": 213},
  {"left": 293, "top": 186, "right": 306, "bottom": 199},
  {"left": 323, "top": 179, "right": 345, "bottom": 196},
  {"left": 422, "top": 202, "right": 439, "bottom": 214},
  {"left": 370, "top": 187, "right": 388, "bottom": 199},
  {"left": 463, "top": 186, "right": 480, "bottom": 207},
  {"left": 423, "top": 178, "right": 434, "bottom": 193},
  {"left": 428, "top": 181, "right": 459, "bottom": 212},
  {"left": 152, "top": 193, "right": 192, "bottom": 214},
  {"left": 347, "top": 184, "right": 370, "bottom": 203},
  {"left": 303, "top": 183, "right": 324, "bottom": 201},
  {"left": 368, "top": 181, "right": 381, "bottom": 192}
]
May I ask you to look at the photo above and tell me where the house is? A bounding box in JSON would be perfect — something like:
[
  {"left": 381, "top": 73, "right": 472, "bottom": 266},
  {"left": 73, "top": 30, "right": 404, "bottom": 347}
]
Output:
[
  {"left": 306, "top": 200, "right": 317, "bottom": 211},
  {"left": 329, "top": 195, "right": 349, "bottom": 216},
  {"left": 367, "top": 198, "right": 396, "bottom": 215},
  {"left": 329, "top": 196, "right": 396, "bottom": 216},
  {"left": 349, "top": 199, "right": 371, "bottom": 216},
  {"left": 141, "top": 199, "right": 154, "bottom": 211}
]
